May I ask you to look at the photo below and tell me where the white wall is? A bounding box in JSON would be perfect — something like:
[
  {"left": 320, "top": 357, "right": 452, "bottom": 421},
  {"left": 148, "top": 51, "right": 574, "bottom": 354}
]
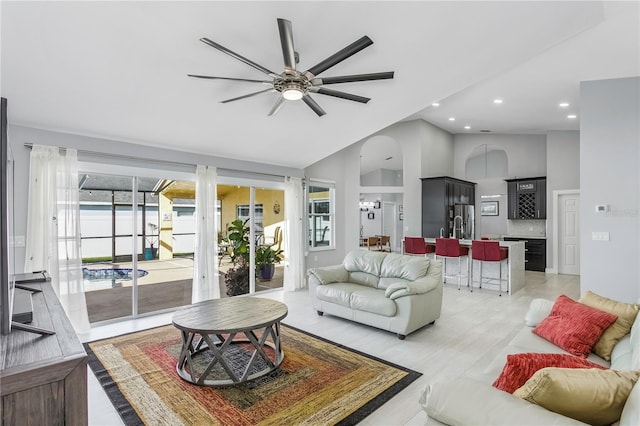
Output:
[
  {"left": 453, "top": 133, "right": 546, "bottom": 239},
  {"left": 580, "top": 77, "right": 640, "bottom": 303},
  {"left": 304, "top": 119, "right": 453, "bottom": 268},
  {"left": 546, "top": 130, "right": 580, "bottom": 271}
]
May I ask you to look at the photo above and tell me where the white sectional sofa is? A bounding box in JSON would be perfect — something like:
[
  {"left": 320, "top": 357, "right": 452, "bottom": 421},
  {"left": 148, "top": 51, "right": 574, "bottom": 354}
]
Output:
[
  {"left": 307, "top": 250, "right": 443, "bottom": 339},
  {"left": 420, "top": 295, "right": 640, "bottom": 425}
]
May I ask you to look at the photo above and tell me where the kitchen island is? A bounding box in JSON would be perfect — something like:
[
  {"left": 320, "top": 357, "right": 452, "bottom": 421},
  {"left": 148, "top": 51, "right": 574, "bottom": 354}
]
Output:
[{"left": 424, "top": 238, "right": 525, "bottom": 295}]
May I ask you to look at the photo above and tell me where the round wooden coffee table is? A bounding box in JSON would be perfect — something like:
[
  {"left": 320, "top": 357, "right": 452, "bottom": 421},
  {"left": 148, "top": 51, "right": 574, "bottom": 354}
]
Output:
[{"left": 172, "top": 297, "right": 288, "bottom": 386}]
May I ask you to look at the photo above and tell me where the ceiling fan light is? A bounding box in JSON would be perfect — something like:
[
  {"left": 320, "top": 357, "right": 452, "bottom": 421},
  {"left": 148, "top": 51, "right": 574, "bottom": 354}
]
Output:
[{"left": 282, "top": 88, "right": 303, "bottom": 101}]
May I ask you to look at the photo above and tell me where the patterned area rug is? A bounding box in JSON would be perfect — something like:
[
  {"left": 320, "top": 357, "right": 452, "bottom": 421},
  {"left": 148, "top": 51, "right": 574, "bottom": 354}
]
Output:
[{"left": 85, "top": 324, "right": 421, "bottom": 425}]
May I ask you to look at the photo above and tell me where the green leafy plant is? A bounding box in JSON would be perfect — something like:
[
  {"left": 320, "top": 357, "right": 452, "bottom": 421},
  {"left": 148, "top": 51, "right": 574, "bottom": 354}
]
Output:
[
  {"left": 226, "top": 219, "right": 250, "bottom": 266},
  {"left": 224, "top": 219, "right": 250, "bottom": 296},
  {"left": 255, "top": 246, "right": 284, "bottom": 266}
]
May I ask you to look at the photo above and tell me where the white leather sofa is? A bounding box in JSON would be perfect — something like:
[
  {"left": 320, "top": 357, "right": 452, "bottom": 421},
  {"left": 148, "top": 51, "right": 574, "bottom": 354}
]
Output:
[
  {"left": 419, "top": 298, "right": 640, "bottom": 425},
  {"left": 307, "top": 250, "right": 443, "bottom": 339}
]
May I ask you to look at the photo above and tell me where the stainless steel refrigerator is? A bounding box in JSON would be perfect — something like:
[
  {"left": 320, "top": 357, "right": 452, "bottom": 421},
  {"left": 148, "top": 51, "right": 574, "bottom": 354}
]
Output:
[{"left": 452, "top": 204, "right": 475, "bottom": 240}]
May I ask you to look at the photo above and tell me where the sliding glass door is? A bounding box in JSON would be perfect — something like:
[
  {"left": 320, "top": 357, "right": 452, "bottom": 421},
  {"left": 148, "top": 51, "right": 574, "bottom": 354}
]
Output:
[
  {"left": 79, "top": 170, "right": 195, "bottom": 323},
  {"left": 217, "top": 182, "right": 285, "bottom": 297}
]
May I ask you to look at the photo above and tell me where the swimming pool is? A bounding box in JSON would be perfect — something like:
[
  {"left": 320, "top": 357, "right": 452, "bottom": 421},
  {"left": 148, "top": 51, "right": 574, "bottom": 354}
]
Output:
[{"left": 83, "top": 267, "right": 149, "bottom": 290}]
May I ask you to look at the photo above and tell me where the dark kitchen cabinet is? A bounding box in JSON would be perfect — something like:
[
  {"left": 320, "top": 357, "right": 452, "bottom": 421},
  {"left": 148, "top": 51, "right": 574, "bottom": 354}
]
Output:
[
  {"left": 503, "top": 237, "right": 546, "bottom": 271},
  {"left": 506, "top": 177, "right": 546, "bottom": 219},
  {"left": 421, "top": 177, "right": 475, "bottom": 238}
]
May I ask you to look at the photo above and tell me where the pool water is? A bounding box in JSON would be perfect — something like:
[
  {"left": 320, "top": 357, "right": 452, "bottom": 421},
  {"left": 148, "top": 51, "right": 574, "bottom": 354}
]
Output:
[{"left": 83, "top": 267, "right": 149, "bottom": 290}]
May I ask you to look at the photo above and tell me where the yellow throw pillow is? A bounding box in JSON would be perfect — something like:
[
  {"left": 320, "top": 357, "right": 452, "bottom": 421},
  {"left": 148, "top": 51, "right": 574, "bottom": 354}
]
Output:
[
  {"left": 514, "top": 367, "right": 640, "bottom": 426},
  {"left": 579, "top": 291, "right": 640, "bottom": 360}
]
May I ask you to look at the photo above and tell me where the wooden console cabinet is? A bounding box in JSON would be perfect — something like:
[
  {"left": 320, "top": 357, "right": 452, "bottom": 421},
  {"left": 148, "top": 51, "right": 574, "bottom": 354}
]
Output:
[{"left": 1, "top": 283, "right": 87, "bottom": 425}]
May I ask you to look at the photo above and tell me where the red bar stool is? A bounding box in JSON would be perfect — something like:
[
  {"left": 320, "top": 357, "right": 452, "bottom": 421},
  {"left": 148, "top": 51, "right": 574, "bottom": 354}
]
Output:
[
  {"left": 471, "top": 240, "right": 508, "bottom": 296},
  {"left": 404, "top": 237, "right": 435, "bottom": 259},
  {"left": 436, "top": 238, "right": 469, "bottom": 290}
]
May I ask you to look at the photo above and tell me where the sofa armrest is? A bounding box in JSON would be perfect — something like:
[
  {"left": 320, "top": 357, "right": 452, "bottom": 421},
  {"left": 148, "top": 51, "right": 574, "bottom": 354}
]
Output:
[
  {"left": 419, "top": 376, "right": 588, "bottom": 426},
  {"left": 384, "top": 261, "right": 443, "bottom": 300},
  {"left": 307, "top": 265, "right": 348, "bottom": 285}
]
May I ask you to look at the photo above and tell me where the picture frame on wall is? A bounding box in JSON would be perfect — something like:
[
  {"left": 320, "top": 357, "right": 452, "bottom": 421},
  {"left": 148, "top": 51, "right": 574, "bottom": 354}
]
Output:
[
  {"left": 367, "top": 212, "right": 375, "bottom": 220},
  {"left": 374, "top": 201, "right": 381, "bottom": 209},
  {"left": 481, "top": 201, "right": 499, "bottom": 216}
]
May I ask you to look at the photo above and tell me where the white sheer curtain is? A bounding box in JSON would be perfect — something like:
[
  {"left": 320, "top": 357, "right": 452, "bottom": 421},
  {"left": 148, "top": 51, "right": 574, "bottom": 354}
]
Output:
[
  {"left": 283, "top": 176, "right": 306, "bottom": 291},
  {"left": 192, "top": 165, "right": 219, "bottom": 302},
  {"left": 24, "top": 145, "right": 90, "bottom": 333}
]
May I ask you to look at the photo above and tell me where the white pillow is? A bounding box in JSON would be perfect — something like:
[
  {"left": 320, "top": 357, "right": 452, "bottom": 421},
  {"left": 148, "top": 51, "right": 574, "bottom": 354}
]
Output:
[{"left": 524, "top": 298, "right": 554, "bottom": 327}]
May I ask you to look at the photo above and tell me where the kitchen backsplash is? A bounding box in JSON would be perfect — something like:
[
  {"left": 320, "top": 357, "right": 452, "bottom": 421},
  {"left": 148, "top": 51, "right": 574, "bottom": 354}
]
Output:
[{"left": 507, "top": 220, "right": 546, "bottom": 237}]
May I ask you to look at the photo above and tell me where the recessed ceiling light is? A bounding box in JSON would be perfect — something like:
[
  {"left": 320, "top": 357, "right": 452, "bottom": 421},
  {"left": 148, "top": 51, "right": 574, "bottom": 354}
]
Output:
[
  {"left": 559, "top": 102, "right": 570, "bottom": 108},
  {"left": 464, "top": 125, "right": 471, "bottom": 130},
  {"left": 432, "top": 102, "right": 440, "bottom": 107},
  {"left": 567, "top": 114, "right": 577, "bottom": 119},
  {"left": 493, "top": 99, "right": 503, "bottom": 104},
  {"left": 448, "top": 117, "right": 455, "bottom": 121}
]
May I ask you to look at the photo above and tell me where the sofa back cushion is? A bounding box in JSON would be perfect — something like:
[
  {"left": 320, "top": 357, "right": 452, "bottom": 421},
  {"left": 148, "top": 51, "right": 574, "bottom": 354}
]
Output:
[
  {"left": 343, "top": 250, "right": 386, "bottom": 275},
  {"left": 348, "top": 271, "right": 380, "bottom": 288},
  {"left": 380, "top": 253, "right": 429, "bottom": 281}
]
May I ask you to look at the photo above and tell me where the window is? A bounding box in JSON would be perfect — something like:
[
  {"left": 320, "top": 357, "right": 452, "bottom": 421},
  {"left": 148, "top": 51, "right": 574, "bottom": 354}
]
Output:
[
  {"left": 236, "top": 203, "right": 263, "bottom": 232},
  {"left": 307, "top": 181, "right": 334, "bottom": 249}
]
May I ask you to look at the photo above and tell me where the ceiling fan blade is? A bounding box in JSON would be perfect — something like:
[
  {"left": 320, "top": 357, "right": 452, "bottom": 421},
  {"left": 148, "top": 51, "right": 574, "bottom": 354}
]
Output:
[
  {"left": 302, "top": 94, "right": 326, "bottom": 117},
  {"left": 277, "top": 18, "right": 296, "bottom": 72},
  {"left": 268, "top": 96, "right": 286, "bottom": 116},
  {"left": 305, "top": 36, "right": 373, "bottom": 77},
  {"left": 200, "top": 38, "right": 277, "bottom": 77},
  {"left": 188, "top": 74, "right": 272, "bottom": 84},
  {"left": 311, "top": 71, "right": 395, "bottom": 85},
  {"left": 220, "top": 88, "right": 274, "bottom": 104},
  {"left": 311, "top": 87, "right": 370, "bottom": 104}
]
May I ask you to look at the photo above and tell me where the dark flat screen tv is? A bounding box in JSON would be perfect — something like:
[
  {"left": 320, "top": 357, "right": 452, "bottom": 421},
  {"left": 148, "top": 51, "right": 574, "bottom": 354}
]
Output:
[{"left": 1, "top": 97, "right": 16, "bottom": 335}]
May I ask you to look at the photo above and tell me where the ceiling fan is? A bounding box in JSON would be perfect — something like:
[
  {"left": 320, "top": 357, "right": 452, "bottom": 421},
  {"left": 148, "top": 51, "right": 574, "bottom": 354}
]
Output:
[{"left": 188, "top": 18, "right": 394, "bottom": 117}]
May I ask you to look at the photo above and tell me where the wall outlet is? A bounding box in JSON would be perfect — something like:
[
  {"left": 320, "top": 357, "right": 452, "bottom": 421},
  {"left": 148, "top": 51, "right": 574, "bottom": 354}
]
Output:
[{"left": 591, "top": 231, "right": 610, "bottom": 241}]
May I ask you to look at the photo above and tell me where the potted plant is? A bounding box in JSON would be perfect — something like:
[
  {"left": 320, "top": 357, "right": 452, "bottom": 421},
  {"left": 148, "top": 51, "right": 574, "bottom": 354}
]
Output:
[
  {"left": 255, "top": 246, "right": 284, "bottom": 281},
  {"left": 145, "top": 222, "right": 158, "bottom": 260},
  {"left": 224, "top": 219, "right": 250, "bottom": 296}
]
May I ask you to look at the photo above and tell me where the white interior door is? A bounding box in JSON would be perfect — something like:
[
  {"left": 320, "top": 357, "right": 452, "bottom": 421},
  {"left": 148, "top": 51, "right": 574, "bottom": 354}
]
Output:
[
  {"left": 558, "top": 193, "right": 580, "bottom": 275},
  {"left": 382, "top": 202, "right": 397, "bottom": 252}
]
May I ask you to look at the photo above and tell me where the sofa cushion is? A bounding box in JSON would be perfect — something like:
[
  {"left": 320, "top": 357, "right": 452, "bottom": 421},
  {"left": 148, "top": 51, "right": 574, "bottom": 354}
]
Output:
[
  {"left": 349, "top": 288, "right": 396, "bottom": 317},
  {"left": 514, "top": 368, "right": 640, "bottom": 426},
  {"left": 420, "top": 376, "right": 587, "bottom": 426},
  {"left": 308, "top": 265, "right": 348, "bottom": 285},
  {"left": 492, "top": 353, "right": 606, "bottom": 393},
  {"left": 620, "top": 380, "right": 640, "bottom": 426},
  {"left": 533, "top": 295, "right": 618, "bottom": 357},
  {"left": 348, "top": 271, "right": 380, "bottom": 288},
  {"left": 525, "top": 298, "right": 555, "bottom": 327},
  {"left": 315, "top": 283, "right": 363, "bottom": 308},
  {"left": 611, "top": 335, "right": 632, "bottom": 370},
  {"left": 380, "top": 253, "right": 429, "bottom": 281},
  {"left": 343, "top": 250, "right": 386, "bottom": 276},
  {"left": 579, "top": 291, "right": 640, "bottom": 361},
  {"left": 631, "top": 311, "right": 640, "bottom": 370}
]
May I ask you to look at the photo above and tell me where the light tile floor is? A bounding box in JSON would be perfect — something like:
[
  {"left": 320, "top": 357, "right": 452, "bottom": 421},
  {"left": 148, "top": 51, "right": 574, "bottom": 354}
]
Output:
[{"left": 81, "top": 271, "right": 579, "bottom": 426}]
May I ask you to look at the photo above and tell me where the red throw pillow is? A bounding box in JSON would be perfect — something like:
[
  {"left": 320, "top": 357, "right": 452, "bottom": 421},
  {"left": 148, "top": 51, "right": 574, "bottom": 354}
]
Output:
[
  {"left": 533, "top": 295, "right": 618, "bottom": 357},
  {"left": 492, "top": 353, "right": 606, "bottom": 393}
]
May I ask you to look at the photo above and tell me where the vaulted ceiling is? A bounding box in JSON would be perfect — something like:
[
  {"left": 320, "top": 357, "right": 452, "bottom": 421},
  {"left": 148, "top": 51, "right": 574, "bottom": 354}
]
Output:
[{"left": 2, "top": 2, "right": 638, "bottom": 170}]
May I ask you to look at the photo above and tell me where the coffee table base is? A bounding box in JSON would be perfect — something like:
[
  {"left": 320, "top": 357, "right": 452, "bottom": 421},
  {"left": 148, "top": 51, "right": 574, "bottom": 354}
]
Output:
[{"left": 176, "top": 322, "right": 284, "bottom": 387}]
